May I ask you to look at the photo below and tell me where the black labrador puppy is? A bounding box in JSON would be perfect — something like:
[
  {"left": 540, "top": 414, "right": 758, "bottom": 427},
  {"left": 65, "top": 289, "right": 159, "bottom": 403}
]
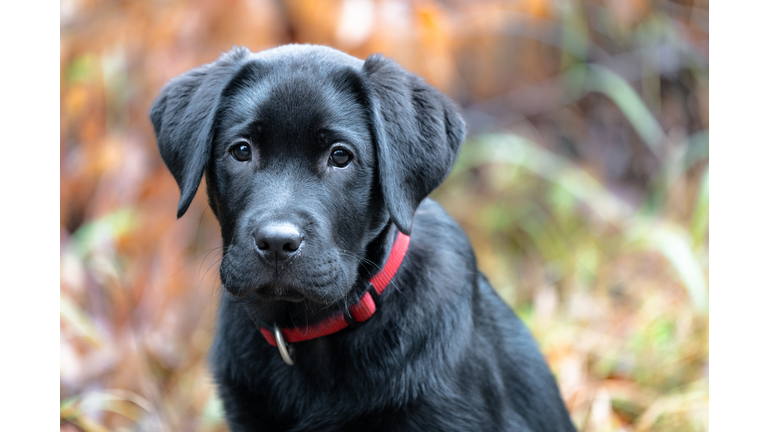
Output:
[{"left": 150, "top": 45, "right": 575, "bottom": 432}]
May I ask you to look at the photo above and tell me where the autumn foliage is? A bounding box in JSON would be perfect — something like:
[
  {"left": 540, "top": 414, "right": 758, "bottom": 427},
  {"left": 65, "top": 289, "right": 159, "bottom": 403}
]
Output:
[{"left": 61, "top": 1, "right": 708, "bottom": 431}]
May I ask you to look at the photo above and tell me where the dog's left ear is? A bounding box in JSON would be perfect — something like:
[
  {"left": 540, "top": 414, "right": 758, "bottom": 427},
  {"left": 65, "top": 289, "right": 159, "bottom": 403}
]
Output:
[
  {"left": 362, "top": 55, "right": 466, "bottom": 235},
  {"left": 150, "top": 47, "right": 251, "bottom": 218}
]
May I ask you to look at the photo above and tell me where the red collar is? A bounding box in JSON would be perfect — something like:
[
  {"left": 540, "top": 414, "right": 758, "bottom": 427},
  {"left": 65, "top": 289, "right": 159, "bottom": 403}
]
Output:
[{"left": 258, "top": 231, "right": 410, "bottom": 347}]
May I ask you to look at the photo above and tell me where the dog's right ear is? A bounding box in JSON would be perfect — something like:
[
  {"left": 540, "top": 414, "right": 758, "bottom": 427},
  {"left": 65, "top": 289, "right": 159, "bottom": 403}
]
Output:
[{"left": 150, "top": 47, "right": 251, "bottom": 218}]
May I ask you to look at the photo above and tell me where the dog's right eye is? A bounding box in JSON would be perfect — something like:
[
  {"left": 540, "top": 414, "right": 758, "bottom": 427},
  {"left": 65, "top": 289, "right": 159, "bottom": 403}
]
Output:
[{"left": 231, "top": 143, "right": 252, "bottom": 162}]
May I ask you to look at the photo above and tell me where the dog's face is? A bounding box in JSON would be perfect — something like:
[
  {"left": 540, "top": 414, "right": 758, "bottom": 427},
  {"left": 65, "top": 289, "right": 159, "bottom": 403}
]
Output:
[
  {"left": 207, "top": 57, "right": 385, "bottom": 304},
  {"left": 150, "top": 45, "right": 465, "bottom": 319}
]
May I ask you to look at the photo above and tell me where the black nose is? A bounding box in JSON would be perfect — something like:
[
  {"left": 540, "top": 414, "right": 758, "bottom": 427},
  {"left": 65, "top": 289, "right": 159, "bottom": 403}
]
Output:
[{"left": 253, "top": 223, "right": 302, "bottom": 261}]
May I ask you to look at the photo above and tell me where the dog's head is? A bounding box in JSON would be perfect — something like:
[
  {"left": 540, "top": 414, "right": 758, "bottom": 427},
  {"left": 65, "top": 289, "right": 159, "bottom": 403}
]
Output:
[{"left": 150, "top": 45, "right": 464, "bottom": 319}]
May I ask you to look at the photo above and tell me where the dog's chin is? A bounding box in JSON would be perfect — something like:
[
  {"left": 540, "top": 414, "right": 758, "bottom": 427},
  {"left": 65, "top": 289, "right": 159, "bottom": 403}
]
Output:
[
  {"left": 255, "top": 284, "right": 309, "bottom": 303},
  {"left": 226, "top": 283, "right": 345, "bottom": 305}
]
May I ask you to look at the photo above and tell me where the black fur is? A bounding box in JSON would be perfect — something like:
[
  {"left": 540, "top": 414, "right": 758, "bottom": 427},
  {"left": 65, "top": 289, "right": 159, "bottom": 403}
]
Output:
[{"left": 150, "top": 45, "right": 576, "bottom": 432}]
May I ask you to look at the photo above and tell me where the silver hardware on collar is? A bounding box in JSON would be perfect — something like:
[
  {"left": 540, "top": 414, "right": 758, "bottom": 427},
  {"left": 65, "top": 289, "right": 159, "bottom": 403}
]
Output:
[{"left": 274, "top": 326, "right": 294, "bottom": 366}]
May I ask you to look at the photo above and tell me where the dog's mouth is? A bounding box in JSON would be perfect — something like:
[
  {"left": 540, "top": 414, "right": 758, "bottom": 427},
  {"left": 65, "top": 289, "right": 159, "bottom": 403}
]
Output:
[
  {"left": 219, "top": 245, "right": 355, "bottom": 305},
  {"left": 255, "top": 284, "right": 307, "bottom": 302},
  {"left": 225, "top": 282, "right": 325, "bottom": 303}
]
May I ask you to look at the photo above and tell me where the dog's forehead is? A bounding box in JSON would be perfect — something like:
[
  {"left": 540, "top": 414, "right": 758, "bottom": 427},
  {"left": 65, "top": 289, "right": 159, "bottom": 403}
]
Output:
[
  {"left": 248, "top": 44, "right": 365, "bottom": 70},
  {"left": 219, "top": 51, "right": 369, "bottom": 144}
]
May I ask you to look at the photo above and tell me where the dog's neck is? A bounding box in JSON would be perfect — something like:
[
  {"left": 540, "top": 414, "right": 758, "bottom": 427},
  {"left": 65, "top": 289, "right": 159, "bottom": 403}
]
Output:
[
  {"left": 240, "top": 221, "right": 399, "bottom": 329},
  {"left": 358, "top": 220, "right": 400, "bottom": 284}
]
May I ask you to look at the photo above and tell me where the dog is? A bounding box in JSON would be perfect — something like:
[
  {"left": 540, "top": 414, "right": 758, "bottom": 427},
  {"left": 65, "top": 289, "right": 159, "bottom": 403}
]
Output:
[{"left": 150, "top": 45, "right": 576, "bottom": 432}]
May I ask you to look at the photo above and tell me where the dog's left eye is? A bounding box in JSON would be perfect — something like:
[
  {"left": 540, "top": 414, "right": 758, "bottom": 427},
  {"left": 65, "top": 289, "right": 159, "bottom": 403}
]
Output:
[
  {"left": 231, "top": 143, "right": 252, "bottom": 162},
  {"left": 329, "top": 148, "right": 352, "bottom": 167}
]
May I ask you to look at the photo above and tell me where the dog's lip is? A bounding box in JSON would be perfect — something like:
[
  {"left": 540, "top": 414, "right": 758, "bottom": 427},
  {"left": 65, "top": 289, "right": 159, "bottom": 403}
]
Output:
[
  {"left": 225, "top": 286, "right": 307, "bottom": 303},
  {"left": 260, "top": 285, "right": 306, "bottom": 302},
  {"left": 229, "top": 283, "right": 308, "bottom": 303}
]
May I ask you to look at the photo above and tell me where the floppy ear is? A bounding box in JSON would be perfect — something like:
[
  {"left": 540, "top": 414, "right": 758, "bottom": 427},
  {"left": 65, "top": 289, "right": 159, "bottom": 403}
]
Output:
[
  {"left": 361, "top": 55, "right": 466, "bottom": 235},
  {"left": 149, "top": 47, "right": 251, "bottom": 218}
]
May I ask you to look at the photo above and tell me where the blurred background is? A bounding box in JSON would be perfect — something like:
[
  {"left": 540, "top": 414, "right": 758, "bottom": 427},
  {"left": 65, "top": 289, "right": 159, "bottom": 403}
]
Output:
[{"left": 60, "top": 0, "right": 708, "bottom": 431}]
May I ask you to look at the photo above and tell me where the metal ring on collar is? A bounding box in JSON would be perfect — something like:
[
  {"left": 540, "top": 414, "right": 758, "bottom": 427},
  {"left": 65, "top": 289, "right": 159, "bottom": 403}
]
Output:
[{"left": 273, "top": 326, "right": 294, "bottom": 366}]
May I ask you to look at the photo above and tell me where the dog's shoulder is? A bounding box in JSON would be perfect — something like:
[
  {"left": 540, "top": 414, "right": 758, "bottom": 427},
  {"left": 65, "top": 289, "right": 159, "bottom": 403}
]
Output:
[{"left": 406, "top": 199, "right": 576, "bottom": 431}]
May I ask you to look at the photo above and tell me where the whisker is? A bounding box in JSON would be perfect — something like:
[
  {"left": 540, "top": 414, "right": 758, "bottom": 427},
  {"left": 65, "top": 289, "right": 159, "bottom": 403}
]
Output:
[
  {"left": 338, "top": 249, "right": 405, "bottom": 294},
  {"left": 196, "top": 247, "right": 226, "bottom": 294},
  {"left": 197, "top": 245, "right": 225, "bottom": 282}
]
